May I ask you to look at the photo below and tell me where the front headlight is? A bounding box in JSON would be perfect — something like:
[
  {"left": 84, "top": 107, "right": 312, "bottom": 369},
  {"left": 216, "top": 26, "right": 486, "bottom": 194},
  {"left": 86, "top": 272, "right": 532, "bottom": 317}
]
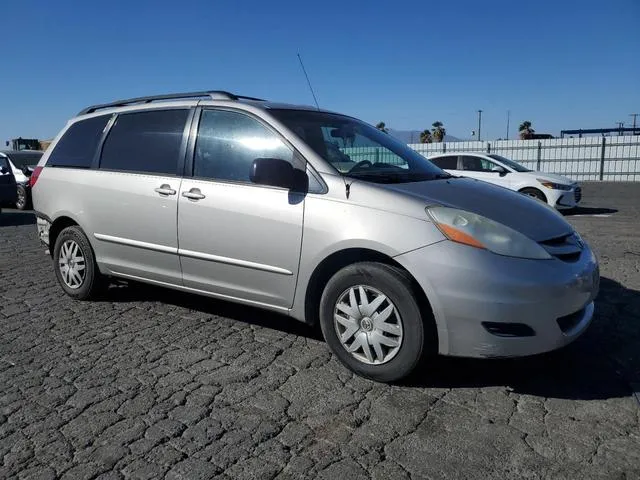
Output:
[
  {"left": 427, "top": 206, "right": 552, "bottom": 260},
  {"left": 537, "top": 179, "right": 572, "bottom": 190}
]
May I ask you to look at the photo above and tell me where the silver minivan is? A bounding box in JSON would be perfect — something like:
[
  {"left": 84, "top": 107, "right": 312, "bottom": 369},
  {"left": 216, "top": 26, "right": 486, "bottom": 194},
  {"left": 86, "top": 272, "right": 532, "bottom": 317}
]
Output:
[{"left": 32, "top": 91, "right": 599, "bottom": 382}]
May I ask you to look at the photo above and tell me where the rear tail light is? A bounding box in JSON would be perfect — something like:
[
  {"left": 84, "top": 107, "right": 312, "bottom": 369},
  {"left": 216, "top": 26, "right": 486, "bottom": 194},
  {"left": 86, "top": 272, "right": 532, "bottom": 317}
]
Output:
[{"left": 29, "top": 166, "right": 43, "bottom": 188}]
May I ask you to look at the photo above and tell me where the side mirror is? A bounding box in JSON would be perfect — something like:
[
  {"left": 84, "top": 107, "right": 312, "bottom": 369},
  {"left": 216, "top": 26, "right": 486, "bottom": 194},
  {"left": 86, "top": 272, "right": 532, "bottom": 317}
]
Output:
[
  {"left": 0, "top": 166, "right": 8, "bottom": 175},
  {"left": 250, "top": 158, "right": 295, "bottom": 189},
  {"left": 492, "top": 165, "right": 507, "bottom": 176}
]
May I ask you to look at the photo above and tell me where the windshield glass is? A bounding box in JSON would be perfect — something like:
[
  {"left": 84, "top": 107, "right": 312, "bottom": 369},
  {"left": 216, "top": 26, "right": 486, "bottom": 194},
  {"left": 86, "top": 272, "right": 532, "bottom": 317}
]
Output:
[
  {"left": 6, "top": 152, "right": 42, "bottom": 168},
  {"left": 488, "top": 154, "right": 532, "bottom": 172},
  {"left": 270, "top": 109, "right": 449, "bottom": 183}
]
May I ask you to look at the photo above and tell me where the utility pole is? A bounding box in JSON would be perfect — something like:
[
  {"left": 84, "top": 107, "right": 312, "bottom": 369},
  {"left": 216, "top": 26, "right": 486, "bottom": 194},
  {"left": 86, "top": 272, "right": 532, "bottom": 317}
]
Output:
[
  {"left": 630, "top": 113, "right": 638, "bottom": 134},
  {"left": 506, "top": 110, "right": 510, "bottom": 140},
  {"left": 477, "top": 110, "right": 483, "bottom": 141},
  {"left": 616, "top": 122, "right": 624, "bottom": 136}
]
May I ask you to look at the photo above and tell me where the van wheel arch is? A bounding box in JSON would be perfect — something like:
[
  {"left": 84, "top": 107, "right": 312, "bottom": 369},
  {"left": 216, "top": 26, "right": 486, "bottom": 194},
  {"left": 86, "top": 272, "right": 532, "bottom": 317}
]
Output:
[
  {"left": 49, "top": 217, "right": 80, "bottom": 257},
  {"left": 304, "top": 248, "right": 437, "bottom": 353}
]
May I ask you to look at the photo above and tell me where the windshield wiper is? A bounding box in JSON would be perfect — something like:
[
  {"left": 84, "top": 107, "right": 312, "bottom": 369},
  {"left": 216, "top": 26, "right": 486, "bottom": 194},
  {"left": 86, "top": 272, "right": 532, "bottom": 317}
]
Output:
[{"left": 348, "top": 171, "right": 450, "bottom": 184}]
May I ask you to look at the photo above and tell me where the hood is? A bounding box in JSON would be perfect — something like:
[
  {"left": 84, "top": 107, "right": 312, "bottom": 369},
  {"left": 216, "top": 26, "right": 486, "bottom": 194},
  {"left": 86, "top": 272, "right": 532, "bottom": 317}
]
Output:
[
  {"left": 525, "top": 171, "right": 575, "bottom": 185},
  {"left": 379, "top": 177, "right": 573, "bottom": 242}
]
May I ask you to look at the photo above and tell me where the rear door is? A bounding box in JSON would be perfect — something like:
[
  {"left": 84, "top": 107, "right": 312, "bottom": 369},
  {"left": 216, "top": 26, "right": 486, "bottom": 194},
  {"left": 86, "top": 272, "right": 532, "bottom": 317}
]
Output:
[
  {"left": 87, "top": 108, "right": 192, "bottom": 285},
  {"left": 430, "top": 155, "right": 460, "bottom": 175},
  {"left": 177, "top": 108, "right": 305, "bottom": 309},
  {"left": 0, "top": 155, "right": 17, "bottom": 205}
]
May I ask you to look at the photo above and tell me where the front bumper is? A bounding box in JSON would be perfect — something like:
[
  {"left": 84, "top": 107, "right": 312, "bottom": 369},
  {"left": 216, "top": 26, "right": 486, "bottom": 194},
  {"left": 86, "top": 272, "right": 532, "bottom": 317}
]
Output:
[
  {"left": 395, "top": 240, "right": 599, "bottom": 358},
  {"left": 547, "top": 185, "right": 582, "bottom": 209}
]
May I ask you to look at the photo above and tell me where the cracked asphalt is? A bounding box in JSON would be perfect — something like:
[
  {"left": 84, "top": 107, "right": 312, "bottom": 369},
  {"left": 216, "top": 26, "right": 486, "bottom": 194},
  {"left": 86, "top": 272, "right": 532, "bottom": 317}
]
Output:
[{"left": 1, "top": 182, "right": 639, "bottom": 479}]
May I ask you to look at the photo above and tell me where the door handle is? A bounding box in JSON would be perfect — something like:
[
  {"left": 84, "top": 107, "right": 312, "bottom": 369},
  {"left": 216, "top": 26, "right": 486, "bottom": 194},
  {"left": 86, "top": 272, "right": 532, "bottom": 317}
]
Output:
[
  {"left": 154, "top": 184, "right": 176, "bottom": 196},
  {"left": 182, "top": 188, "right": 206, "bottom": 200}
]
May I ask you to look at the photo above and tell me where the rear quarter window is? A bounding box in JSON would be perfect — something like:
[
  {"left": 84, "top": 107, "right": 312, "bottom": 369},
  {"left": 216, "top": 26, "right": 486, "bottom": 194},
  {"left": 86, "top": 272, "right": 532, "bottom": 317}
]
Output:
[{"left": 47, "top": 115, "right": 111, "bottom": 168}]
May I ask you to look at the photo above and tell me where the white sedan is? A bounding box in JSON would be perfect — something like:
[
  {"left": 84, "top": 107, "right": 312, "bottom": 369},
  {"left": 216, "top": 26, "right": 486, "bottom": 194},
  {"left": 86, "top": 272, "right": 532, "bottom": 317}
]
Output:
[{"left": 428, "top": 152, "right": 581, "bottom": 209}]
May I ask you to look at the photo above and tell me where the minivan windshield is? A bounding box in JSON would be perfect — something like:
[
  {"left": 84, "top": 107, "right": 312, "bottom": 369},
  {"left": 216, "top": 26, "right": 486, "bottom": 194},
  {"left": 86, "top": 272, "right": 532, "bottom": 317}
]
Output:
[
  {"left": 270, "top": 109, "right": 449, "bottom": 183},
  {"left": 488, "top": 154, "right": 532, "bottom": 172}
]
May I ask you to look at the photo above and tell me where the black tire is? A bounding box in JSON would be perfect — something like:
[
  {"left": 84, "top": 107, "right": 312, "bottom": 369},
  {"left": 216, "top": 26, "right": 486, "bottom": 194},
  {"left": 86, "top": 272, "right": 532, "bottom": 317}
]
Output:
[
  {"left": 520, "top": 187, "right": 547, "bottom": 203},
  {"left": 15, "top": 185, "right": 31, "bottom": 210},
  {"left": 53, "top": 225, "right": 104, "bottom": 300},
  {"left": 319, "top": 262, "right": 429, "bottom": 382}
]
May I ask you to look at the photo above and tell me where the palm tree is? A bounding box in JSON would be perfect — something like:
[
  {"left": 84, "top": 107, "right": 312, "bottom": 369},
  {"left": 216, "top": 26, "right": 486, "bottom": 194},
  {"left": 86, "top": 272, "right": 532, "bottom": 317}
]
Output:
[
  {"left": 375, "top": 122, "right": 389, "bottom": 133},
  {"left": 431, "top": 121, "right": 446, "bottom": 142},
  {"left": 419, "top": 129, "right": 433, "bottom": 143},
  {"left": 519, "top": 121, "right": 535, "bottom": 139}
]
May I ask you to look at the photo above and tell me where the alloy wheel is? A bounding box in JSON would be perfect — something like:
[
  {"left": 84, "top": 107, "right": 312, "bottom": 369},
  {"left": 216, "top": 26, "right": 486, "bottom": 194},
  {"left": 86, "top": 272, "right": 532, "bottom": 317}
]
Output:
[{"left": 58, "top": 240, "right": 86, "bottom": 289}]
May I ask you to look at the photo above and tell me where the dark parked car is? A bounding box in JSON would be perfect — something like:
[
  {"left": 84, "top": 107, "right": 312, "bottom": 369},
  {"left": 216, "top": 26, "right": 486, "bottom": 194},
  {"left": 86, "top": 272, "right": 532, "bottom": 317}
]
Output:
[
  {"left": 0, "top": 155, "right": 18, "bottom": 214},
  {"left": 0, "top": 150, "right": 43, "bottom": 209}
]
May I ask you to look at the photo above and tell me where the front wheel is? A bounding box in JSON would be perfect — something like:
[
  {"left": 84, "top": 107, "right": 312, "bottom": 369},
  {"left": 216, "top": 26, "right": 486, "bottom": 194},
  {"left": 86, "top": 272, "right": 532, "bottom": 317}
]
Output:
[
  {"left": 15, "top": 185, "right": 31, "bottom": 210},
  {"left": 519, "top": 187, "right": 547, "bottom": 204},
  {"left": 53, "top": 226, "right": 104, "bottom": 300},
  {"left": 319, "top": 262, "right": 429, "bottom": 382}
]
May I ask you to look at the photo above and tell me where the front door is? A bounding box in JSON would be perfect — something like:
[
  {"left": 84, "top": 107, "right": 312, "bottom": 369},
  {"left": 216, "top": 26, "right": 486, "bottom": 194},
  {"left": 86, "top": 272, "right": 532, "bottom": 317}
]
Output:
[
  {"left": 460, "top": 155, "right": 512, "bottom": 188},
  {"left": 178, "top": 108, "right": 305, "bottom": 309},
  {"left": 0, "top": 156, "right": 16, "bottom": 205}
]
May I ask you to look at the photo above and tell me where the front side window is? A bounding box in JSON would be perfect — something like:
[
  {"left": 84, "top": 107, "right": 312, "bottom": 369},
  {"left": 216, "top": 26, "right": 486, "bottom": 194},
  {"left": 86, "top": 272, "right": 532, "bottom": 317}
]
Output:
[
  {"left": 47, "top": 115, "right": 111, "bottom": 168},
  {"left": 270, "top": 109, "right": 448, "bottom": 184},
  {"left": 461, "top": 156, "right": 498, "bottom": 172},
  {"left": 100, "top": 109, "right": 189, "bottom": 175},
  {"left": 488, "top": 154, "right": 531, "bottom": 172},
  {"left": 194, "top": 109, "right": 294, "bottom": 183}
]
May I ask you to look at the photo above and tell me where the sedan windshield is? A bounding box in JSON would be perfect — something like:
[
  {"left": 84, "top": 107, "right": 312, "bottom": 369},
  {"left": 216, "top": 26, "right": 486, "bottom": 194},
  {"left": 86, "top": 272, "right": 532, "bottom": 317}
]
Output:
[
  {"left": 488, "top": 154, "right": 532, "bottom": 172},
  {"left": 270, "top": 109, "right": 449, "bottom": 183},
  {"left": 6, "top": 152, "right": 43, "bottom": 168}
]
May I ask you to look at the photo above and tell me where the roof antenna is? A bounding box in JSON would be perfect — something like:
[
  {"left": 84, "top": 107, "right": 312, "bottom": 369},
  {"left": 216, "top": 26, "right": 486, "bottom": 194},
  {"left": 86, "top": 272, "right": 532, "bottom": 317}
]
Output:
[{"left": 297, "top": 53, "right": 320, "bottom": 110}]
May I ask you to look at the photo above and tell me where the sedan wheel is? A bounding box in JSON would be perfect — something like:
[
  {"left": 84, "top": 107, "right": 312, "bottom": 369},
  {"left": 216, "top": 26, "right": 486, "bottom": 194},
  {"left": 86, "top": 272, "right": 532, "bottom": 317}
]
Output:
[{"left": 15, "top": 185, "right": 30, "bottom": 210}]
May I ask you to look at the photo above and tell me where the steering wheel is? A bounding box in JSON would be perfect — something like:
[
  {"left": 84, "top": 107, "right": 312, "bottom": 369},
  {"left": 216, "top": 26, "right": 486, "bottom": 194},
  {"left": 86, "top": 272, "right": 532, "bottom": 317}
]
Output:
[{"left": 348, "top": 160, "right": 372, "bottom": 172}]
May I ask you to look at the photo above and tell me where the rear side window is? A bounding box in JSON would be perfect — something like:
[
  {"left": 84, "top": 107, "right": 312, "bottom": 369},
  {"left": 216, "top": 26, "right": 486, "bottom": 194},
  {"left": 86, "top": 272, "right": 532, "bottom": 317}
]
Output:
[
  {"left": 99, "top": 109, "right": 189, "bottom": 175},
  {"left": 431, "top": 156, "right": 458, "bottom": 169},
  {"left": 47, "top": 115, "right": 111, "bottom": 168}
]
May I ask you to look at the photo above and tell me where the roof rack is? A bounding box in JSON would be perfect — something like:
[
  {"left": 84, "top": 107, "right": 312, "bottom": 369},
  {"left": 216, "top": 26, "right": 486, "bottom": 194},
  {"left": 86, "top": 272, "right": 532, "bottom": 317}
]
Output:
[{"left": 78, "top": 90, "right": 266, "bottom": 115}]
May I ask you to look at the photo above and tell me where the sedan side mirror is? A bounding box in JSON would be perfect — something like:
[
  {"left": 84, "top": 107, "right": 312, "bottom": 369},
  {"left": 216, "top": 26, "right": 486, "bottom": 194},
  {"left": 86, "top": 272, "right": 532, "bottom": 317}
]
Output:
[
  {"left": 0, "top": 166, "right": 8, "bottom": 175},
  {"left": 250, "top": 158, "right": 296, "bottom": 189},
  {"left": 492, "top": 165, "right": 508, "bottom": 176}
]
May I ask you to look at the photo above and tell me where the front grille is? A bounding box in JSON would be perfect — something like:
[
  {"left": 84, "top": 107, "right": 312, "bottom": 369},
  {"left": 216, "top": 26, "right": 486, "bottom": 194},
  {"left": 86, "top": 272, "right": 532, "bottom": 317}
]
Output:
[
  {"left": 557, "top": 307, "right": 585, "bottom": 333},
  {"left": 574, "top": 186, "right": 582, "bottom": 203},
  {"left": 539, "top": 232, "right": 583, "bottom": 262}
]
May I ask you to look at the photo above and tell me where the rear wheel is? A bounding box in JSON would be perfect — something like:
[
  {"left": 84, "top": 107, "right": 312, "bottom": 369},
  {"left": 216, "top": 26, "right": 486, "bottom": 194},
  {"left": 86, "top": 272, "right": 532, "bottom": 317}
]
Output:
[
  {"left": 520, "top": 187, "right": 547, "bottom": 203},
  {"left": 15, "top": 185, "right": 31, "bottom": 210},
  {"left": 319, "top": 262, "right": 428, "bottom": 382},
  {"left": 53, "top": 226, "right": 104, "bottom": 300}
]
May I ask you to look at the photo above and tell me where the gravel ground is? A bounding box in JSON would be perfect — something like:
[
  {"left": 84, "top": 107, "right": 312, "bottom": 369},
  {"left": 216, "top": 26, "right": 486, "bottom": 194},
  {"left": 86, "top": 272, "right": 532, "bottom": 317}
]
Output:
[{"left": 0, "top": 182, "right": 639, "bottom": 479}]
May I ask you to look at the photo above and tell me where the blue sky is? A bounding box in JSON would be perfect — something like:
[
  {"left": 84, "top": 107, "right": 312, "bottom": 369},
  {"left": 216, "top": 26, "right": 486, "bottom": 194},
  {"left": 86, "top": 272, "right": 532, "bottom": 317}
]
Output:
[{"left": 2, "top": 0, "right": 639, "bottom": 142}]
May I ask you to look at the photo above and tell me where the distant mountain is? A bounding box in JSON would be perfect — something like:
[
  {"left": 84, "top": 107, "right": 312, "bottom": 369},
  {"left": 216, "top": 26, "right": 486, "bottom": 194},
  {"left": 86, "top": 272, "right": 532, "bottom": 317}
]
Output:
[{"left": 387, "top": 129, "right": 462, "bottom": 144}]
